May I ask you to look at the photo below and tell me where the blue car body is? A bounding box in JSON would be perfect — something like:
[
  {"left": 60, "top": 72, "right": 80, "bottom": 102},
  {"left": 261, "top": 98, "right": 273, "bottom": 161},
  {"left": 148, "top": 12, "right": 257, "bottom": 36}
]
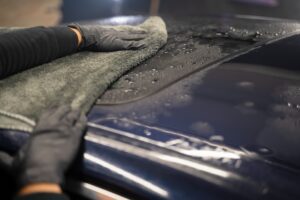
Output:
[{"left": 0, "top": 15, "right": 300, "bottom": 200}]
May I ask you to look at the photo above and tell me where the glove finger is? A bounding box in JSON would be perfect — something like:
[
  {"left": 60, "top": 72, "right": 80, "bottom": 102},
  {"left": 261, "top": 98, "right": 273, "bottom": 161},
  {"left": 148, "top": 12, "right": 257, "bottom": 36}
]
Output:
[
  {"left": 119, "top": 33, "right": 148, "bottom": 41},
  {"left": 51, "top": 105, "right": 72, "bottom": 121},
  {"left": 38, "top": 106, "right": 59, "bottom": 121},
  {"left": 74, "top": 113, "right": 87, "bottom": 132},
  {"left": 63, "top": 109, "right": 81, "bottom": 126},
  {"left": 116, "top": 38, "right": 146, "bottom": 50},
  {"left": 126, "top": 41, "right": 147, "bottom": 50},
  {"left": 0, "top": 151, "right": 13, "bottom": 169}
]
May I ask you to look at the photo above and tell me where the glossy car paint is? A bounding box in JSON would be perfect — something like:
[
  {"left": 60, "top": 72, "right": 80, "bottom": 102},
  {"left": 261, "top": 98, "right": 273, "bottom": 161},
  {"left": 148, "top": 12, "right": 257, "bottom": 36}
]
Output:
[
  {"left": 84, "top": 33, "right": 300, "bottom": 200},
  {"left": 1, "top": 16, "right": 300, "bottom": 200}
]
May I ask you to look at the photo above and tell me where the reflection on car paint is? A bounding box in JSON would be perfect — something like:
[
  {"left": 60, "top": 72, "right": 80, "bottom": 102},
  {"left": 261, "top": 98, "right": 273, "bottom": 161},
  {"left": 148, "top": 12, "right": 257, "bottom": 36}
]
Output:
[
  {"left": 84, "top": 152, "right": 169, "bottom": 198},
  {"left": 1, "top": 17, "right": 300, "bottom": 200},
  {"left": 65, "top": 179, "right": 130, "bottom": 200},
  {"left": 88, "top": 118, "right": 243, "bottom": 164},
  {"left": 87, "top": 34, "right": 300, "bottom": 199},
  {"left": 84, "top": 127, "right": 265, "bottom": 199}
]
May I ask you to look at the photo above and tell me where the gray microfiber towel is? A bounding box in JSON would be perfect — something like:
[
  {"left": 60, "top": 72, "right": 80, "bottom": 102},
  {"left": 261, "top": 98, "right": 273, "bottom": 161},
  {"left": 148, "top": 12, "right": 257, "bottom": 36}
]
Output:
[{"left": 0, "top": 17, "right": 167, "bottom": 132}]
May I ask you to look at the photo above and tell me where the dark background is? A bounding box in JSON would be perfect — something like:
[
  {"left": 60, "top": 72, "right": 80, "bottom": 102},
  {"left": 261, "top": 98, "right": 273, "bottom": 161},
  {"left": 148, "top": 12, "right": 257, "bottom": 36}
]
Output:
[{"left": 61, "top": 0, "right": 300, "bottom": 22}]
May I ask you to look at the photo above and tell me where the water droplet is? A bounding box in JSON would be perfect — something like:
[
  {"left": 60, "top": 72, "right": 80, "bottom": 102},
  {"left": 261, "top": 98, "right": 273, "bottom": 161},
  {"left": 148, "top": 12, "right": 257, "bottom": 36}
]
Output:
[
  {"left": 170, "top": 65, "right": 175, "bottom": 69},
  {"left": 221, "top": 157, "right": 232, "bottom": 164},
  {"left": 144, "top": 129, "right": 152, "bottom": 136},
  {"left": 164, "top": 103, "right": 171, "bottom": 107},
  {"left": 297, "top": 105, "right": 300, "bottom": 109},
  {"left": 288, "top": 102, "right": 292, "bottom": 107},
  {"left": 237, "top": 81, "right": 254, "bottom": 89},
  {"left": 234, "top": 160, "right": 242, "bottom": 169},
  {"left": 209, "top": 135, "right": 224, "bottom": 142},
  {"left": 124, "top": 89, "right": 133, "bottom": 93},
  {"left": 242, "top": 145, "right": 273, "bottom": 155},
  {"left": 179, "top": 141, "right": 190, "bottom": 148},
  {"left": 152, "top": 79, "right": 158, "bottom": 84},
  {"left": 244, "top": 101, "right": 254, "bottom": 107},
  {"left": 262, "top": 187, "right": 269, "bottom": 195},
  {"left": 258, "top": 147, "right": 271, "bottom": 154}
]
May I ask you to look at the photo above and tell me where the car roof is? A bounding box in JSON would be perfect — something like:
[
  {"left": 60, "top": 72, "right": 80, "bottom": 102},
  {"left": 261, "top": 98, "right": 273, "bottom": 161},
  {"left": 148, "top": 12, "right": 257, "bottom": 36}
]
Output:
[
  {"left": 97, "top": 15, "right": 300, "bottom": 105},
  {"left": 86, "top": 16, "right": 300, "bottom": 199}
]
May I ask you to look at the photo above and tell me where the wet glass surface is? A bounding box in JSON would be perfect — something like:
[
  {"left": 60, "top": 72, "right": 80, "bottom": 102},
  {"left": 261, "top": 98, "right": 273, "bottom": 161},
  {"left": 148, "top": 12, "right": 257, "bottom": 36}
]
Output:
[
  {"left": 85, "top": 33, "right": 300, "bottom": 199},
  {"left": 91, "top": 33, "right": 300, "bottom": 169},
  {"left": 97, "top": 16, "right": 300, "bottom": 104}
]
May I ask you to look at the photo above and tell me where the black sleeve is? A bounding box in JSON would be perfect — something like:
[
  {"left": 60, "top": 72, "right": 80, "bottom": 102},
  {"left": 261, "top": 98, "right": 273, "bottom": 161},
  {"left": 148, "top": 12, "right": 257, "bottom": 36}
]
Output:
[
  {"left": 14, "top": 193, "right": 70, "bottom": 200},
  {"left": 0, "top": 26, "right": 78, "bottom": 79}
]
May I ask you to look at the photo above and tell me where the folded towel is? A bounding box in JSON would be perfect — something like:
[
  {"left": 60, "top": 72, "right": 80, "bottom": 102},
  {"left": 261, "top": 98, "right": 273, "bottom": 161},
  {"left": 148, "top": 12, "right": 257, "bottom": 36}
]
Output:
[{"left": 0, "top": 17, "right": 167, "bottom": 132}]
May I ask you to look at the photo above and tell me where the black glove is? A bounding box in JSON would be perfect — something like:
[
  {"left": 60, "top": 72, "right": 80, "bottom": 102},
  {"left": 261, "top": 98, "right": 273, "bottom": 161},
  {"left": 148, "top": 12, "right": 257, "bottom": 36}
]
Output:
[
  {"left": 12, "top": 105, "right": 87, "bottom": 187},
  {"left": 69, "top": 24, "right": 147, "bottom": 51},
  {"left": 0, "top": 151, "right": 13, "bottom": 172}
]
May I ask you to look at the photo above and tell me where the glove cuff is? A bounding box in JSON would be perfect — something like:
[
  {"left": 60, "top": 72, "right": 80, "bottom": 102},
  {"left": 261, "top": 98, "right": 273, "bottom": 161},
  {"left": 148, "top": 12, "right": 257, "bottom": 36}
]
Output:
[
  {"left": 18, "top": 167, "right": 64, "bottom": 188},
  {"left": 68, "top": 24, "right": 85, "bottom": 50},
  {"left": 68, "top": 24, "right": 96, "bottom": 51}
]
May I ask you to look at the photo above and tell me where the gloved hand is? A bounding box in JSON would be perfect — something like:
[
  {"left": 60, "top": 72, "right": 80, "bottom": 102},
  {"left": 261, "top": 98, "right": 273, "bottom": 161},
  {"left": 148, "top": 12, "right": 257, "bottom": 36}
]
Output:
[
  {"left": 69, "top": 24, "right": 147, "bottom": 51},
  {"left": 0, "top": 151, "right": 13, "bottom": 172},
  {"left": 12, "top": 105, "right": 87, "bottom": 187}
]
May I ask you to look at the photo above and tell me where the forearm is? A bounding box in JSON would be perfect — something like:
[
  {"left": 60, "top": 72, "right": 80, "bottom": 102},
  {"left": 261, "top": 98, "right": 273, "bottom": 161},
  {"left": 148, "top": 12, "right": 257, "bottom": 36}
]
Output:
[
  {"left": 15, "top": 183, "right": 69, "bottom": 200},
  {"left": 18, "top": 183, "right": 62, "bottom": 196},
  {"left": 0, "top": 26, "right": 80, "bottom": 79},
  {"left": 69, "top": 27, "right": 83, "bottom": 47}
]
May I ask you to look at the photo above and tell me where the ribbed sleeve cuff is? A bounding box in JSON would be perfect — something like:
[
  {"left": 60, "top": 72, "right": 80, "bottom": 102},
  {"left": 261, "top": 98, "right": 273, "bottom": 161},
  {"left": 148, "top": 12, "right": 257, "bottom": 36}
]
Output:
[{"left": 51, "top": 26, "right": 78, "bottom": 56}]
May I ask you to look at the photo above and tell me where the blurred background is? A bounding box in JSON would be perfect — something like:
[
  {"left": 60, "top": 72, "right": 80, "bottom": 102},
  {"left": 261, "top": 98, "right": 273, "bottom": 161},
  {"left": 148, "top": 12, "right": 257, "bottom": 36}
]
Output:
[{"left": 0, "top": 0, "right": 299, "bottom": 27}]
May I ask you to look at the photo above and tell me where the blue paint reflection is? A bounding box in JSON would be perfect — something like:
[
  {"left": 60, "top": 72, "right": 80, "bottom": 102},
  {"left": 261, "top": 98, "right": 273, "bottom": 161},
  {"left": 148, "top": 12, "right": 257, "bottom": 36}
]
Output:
[{"left": 84, "top": 152, "right": 169, "bottom": 198}]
